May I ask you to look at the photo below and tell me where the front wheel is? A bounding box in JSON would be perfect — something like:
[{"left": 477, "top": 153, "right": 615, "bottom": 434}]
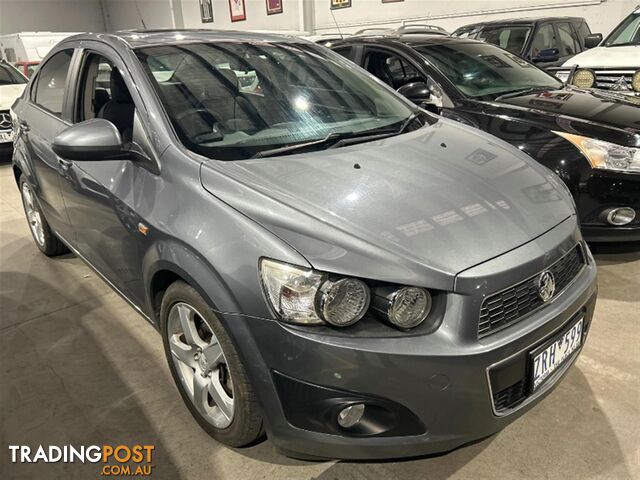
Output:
[
  {"left": 160, "top": 281, "right": 263, "bottom": 447},
  {"left": 19, "top": 176, "right": 68, "bottom": 256}
]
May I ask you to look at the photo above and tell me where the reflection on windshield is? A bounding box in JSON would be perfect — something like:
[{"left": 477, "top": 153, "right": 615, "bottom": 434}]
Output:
[
  {"left": 416, "top": 43, "right": 562, "bottom": 100},
  {"left": 136, "top": 42, "right": 418, "bottom": 160},
  {"left": 604, "top": 13, "right": 640, "bottom": 46}
]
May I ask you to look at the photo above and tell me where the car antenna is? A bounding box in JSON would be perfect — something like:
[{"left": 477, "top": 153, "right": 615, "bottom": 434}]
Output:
[
  {"left": 330, "top": 8, "right": 345, "bottom": 40},
  {"left": 133, "top": 0, "right": 147, "bottom": 29}
]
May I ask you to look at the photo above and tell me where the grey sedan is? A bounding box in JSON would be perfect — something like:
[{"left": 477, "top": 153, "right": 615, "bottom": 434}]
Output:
[{"left": 11, "top": 30, "right": 597, "bottom": 459}]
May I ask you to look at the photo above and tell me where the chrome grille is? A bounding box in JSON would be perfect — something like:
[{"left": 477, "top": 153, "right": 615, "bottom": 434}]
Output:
[
  {"left": 594, "top": 69, "right": 635, "bottom": 90},
  {"left": 478, "top": 245, "right": 585, "bottom": 337}
]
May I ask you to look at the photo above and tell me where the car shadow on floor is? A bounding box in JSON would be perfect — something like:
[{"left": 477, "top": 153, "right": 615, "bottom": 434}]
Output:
[{"left": 0, "top": 270, "right": 192, "bottom": 480}]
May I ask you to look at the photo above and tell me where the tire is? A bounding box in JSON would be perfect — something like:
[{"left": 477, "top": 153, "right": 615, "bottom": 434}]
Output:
[
  {"left": 19, "top": 175, "right": 68, "bottom": 257},
  {"left": 160, "top": 281, "right": 263, "bottom": 447}
]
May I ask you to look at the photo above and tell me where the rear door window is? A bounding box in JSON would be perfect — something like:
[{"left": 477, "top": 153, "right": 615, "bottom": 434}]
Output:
[{"left": 33, "top": 49, "right": 74, "bottom": 117}]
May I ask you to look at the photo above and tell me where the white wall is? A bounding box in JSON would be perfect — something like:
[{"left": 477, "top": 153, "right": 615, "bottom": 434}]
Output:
[
  {"left": 102, "top": 0, "right": 302, "bottom": 33},
  {"left": 0, "top": 0, "right": 105, "bottom": 35},
  {"left": 314, "top": 0, "right": 638, "bottom": 37},
  {"left": 181, "top": 0, "right": 302, "bottom": 32}
]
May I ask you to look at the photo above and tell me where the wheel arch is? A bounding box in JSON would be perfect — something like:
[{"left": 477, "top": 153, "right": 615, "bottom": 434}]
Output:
[{"left": 143, "top": 240, "right": 245, "bottom": 329}]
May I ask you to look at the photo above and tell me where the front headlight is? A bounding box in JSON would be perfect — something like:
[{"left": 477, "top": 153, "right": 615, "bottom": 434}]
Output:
[
  {"left": 554, "top": 71, "right": 570, "bottom": 83},
  {"left": 372, "top": 286, "right": 432, "bottom": 329},
  {"left": 259, "top": 259, "right": 370, "bottom": 327},
  {"left": 553, "top": 132, "right": 640, "bottom": 173}
]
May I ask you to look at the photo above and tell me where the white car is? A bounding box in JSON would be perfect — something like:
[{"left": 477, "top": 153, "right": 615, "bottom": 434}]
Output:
[
  {"left": 0, "top": 61, "right": 27, "bottom": 152},
  {"left": 554, "top": 7, "right": 639, "bottom": 95}
]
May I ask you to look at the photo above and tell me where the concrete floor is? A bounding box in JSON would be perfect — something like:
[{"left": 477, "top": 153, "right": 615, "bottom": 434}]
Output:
[{"left": 0, "top": 160, "right": 638, "bottom": 480}]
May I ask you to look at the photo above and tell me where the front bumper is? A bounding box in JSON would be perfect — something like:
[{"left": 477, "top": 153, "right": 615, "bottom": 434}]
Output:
[{"left": 224, "top": 221, "right": 598, "bottom": 459}]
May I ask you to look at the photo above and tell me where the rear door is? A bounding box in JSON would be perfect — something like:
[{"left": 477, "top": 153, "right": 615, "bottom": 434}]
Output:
[{"left": 15, "top": 48, "right": 76, "bottom": 241}]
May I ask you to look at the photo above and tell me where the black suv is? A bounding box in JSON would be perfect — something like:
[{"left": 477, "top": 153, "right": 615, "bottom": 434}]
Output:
[
  {"left": 331, "top": 35, "right": 640, "bottom": 241},
  {"left": 452, "top": 17, "right": 593, "bottom": 68}
]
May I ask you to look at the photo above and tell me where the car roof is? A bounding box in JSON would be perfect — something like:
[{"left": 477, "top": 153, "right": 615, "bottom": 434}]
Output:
[
  {"left": 60, "top": 29, "right": 307, "bottom": 50},
  {"left": 456, "top": 16, "right": 585, "bottom": 29},
  {"left": 339, "top": 34, "right": 485, "bottom": 48}
]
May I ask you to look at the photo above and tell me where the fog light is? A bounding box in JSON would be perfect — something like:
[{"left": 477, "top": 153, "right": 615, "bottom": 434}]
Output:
[
  {"left": 606, "top": 207, "right": 636, "bottom": 225},
  {"left": 572, "top": 69, "right": 596, "bottom": 89},
  {"left": 337, "top": 404, "right": 365, "bottom": 428}
]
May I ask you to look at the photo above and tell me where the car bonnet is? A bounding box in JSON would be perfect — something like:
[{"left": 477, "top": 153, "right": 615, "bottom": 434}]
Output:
[{"left": 200, "top": 119, "right": 575, "bottom": 289}]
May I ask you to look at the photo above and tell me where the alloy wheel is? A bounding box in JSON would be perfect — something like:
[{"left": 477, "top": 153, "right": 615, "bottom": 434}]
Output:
[
  {"left": 21, "top": 182, "right": 45, "bottom": 247},
  {"left": 167, "top": 302, "right": 235, "bottom": 429}
]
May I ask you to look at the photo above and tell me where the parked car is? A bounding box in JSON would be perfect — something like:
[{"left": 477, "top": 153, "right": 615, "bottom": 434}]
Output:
[
  {"left": 553, "top": 7, "right": 640, "bottom": 95},
  {"left": 12, "top": 30, "right": 597, "bottom": 460},
  {"left": 452, "top": 17, "right": 593, "bottom": 69},
  {"left": 302, "top": 33, "right": 344, "bottom": 48},
  {"left": 0, "top": 60, "right": 28, "bottom": 155},
  {"left": 0, "top": 31, "right": 79, "bottom": 74},
  {"left": 332, "top": 34, "right": 640, "bottom": 241}
]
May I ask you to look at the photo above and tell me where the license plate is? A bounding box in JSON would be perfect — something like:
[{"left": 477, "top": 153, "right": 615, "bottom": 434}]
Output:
[
  {"left": 531, "top": 318, "right": 583, "bottom": 391},
  {"left": 0, "top": 131, "right": 13, "bottom": 143}
]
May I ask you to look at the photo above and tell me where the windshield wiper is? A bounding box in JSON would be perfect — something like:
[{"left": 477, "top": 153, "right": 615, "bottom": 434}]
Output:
[
  {"left": 251, "top": 111, "right": 426, "bottom": 159},
  {"left": 251, "top": 132, "right": 354, "bottom": 159},
  {"left": 327, "top": 110, "right": 425, "bottom": 149},
  {"left": 494, "top": 86, "right": 554, "bottom": 101}
]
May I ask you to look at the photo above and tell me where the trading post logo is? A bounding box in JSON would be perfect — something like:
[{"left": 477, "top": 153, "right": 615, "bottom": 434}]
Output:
[{"left": 9, "top": 444, "right": 155, "bottom": 476}]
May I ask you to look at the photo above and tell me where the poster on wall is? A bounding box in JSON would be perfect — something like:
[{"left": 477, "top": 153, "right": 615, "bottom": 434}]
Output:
[
  {"left": 330, "top": 0, "right": 352, "bottom": 9},
  {"left": 200, "top": 0, "right": 214, "bottom": 23},
  {"left": 229, "top": 0, "right": 247, "bottom": 22},
  {"left": 266, "top": 0, "right": 283, "bottom": 15}
]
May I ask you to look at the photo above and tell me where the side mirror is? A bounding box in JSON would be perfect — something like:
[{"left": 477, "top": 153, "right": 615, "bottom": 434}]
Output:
[
  {"left": 397, "top": 82, "right": 431, "bottom": 107},
  {"left": 52, "top": 119, "right": 126, "bottom": 161},
  {"left": 532, "top": 48, "right": 560, "bottom": 63},
  {"left": 584, "top": 33, "right": 603, "bottom": 49}
]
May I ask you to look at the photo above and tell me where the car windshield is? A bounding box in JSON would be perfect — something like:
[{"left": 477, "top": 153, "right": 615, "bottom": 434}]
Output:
[
  {"left": 136, "top": 42, "right": 420, "bottom": 160},
  {"left": 0, "top": 64, "right": 27, "bottom": 85},
  {"left": 472, "top": 25, "right": 532, "bottom": 54},
  {"left": 604, "top": 12, "right": 640, "bottom": 46},
  {"left": 415, "top": 42, "right": 563, "bottom": 100}
]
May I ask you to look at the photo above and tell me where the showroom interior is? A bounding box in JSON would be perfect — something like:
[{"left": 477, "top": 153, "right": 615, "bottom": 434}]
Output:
[{"left": 0, "top": 0, "right": 638, "bottom": 479}]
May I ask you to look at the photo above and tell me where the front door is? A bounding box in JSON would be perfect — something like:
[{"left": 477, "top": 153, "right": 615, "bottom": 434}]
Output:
[{"left": 56, "top": 47, "right": 155, "bottom": 307}]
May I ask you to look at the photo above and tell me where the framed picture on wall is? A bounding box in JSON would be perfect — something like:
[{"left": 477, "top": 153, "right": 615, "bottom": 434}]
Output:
[
  {"left": 266, "top": 0, "right": 283, "bottom": 15},
  {"left": 330, "top": 0, "right": 352, "bottom": 9},
  {"left": 229, "top": 0, "right": 247, "bottom": 22},
  {"left": 200, "top": 0, "right": 214, "bottom": 23}
]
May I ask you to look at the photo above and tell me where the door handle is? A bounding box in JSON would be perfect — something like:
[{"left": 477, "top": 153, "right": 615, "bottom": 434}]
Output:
[{"left": 58, "top": 158, "right": 73, "bottom": 170}]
